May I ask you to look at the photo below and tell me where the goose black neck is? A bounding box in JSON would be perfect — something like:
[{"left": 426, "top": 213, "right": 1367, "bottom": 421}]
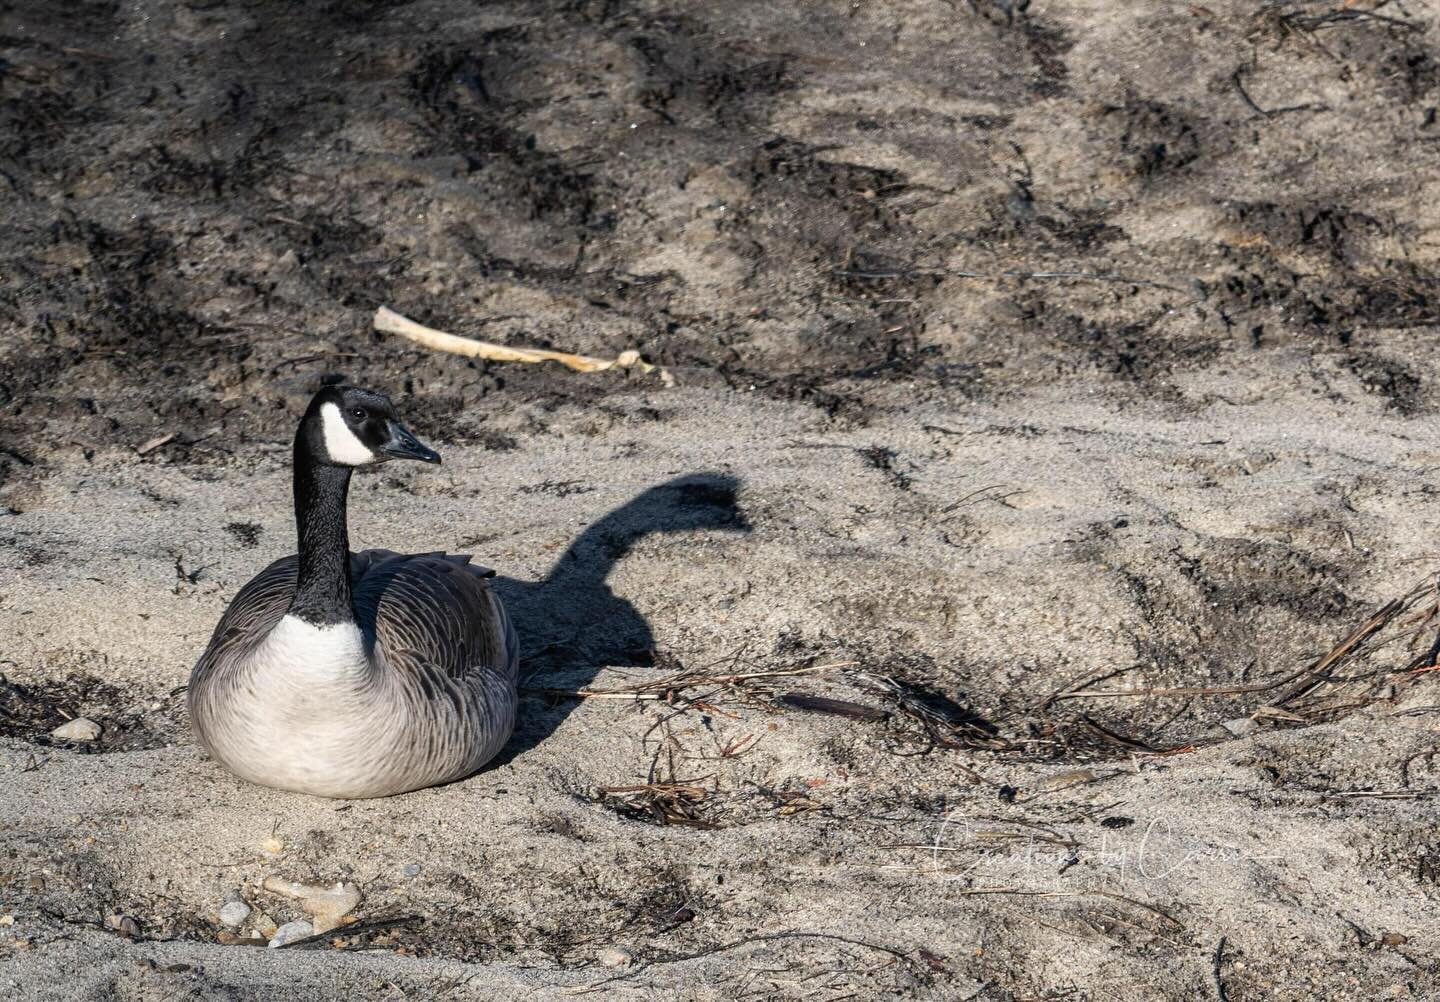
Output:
[{"left": 288, "top": 441, "right": 355, "bottom": 626}]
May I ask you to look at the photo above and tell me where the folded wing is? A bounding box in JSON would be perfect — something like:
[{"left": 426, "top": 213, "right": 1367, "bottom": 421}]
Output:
[{"left": 352, "top": 550, "right": 518, "bottom": 683}]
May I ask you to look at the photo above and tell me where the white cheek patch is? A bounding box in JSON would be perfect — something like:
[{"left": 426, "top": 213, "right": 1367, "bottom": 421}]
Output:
[{"left": 320, "top": 402, "right": 377, "bottom": 466}]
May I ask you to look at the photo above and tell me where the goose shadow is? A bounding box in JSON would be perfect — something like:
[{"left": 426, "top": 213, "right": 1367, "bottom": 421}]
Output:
[{"left": 489, "top": 472, "right": 749, "bottom": 762}]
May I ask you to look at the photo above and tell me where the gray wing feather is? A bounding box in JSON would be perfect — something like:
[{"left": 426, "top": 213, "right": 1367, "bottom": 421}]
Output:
[
  {"left": 192, "top": 555, "right": 298, "bottom": 680},
  {"left": 353, "top": 551, "right": 519, "bottom": 683}
]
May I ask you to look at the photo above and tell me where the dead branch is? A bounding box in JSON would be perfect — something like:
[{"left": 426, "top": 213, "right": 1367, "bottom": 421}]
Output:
[
  {"left": 568, "top": 929, "right": 918, "bottom": 994},
  {"left": 272, "top": 914, "right": 423, "bottom": 950},
  {"left": 373, "top": 306, "right": 673, "bottom": 385}
]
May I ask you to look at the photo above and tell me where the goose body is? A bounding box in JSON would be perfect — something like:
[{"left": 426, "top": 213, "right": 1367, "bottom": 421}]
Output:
[{"left": 188, "top": 387, "right": 518, "bottom": 798}]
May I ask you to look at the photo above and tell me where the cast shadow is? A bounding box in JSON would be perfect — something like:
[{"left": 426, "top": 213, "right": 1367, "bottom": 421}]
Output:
[{"left": 490, "top": 472, "right": 749, "bottom": 762}]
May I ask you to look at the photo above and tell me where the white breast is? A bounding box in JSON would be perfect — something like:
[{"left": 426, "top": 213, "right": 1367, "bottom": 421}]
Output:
[
  {"left": 262, "top": 614, "right": 369, "bottom": 678},
  {"left": 207, "top": 615, "right": 391, "bottom": 796}
]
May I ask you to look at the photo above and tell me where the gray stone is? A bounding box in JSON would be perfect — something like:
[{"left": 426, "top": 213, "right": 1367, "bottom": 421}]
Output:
[
  {"left": 598, "top": 945, "right": 634, "bottom": 968},
  {"left": 267, "top": 920, "right": 314, "bottom": 948},
  {"left": 218, "top": 900, "right": 251, "bottom": 928},
  {"left": 51, "top": 718, "right": 101, "bottom": 742}
]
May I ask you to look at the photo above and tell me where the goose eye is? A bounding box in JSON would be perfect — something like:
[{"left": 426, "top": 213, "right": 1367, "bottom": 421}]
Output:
[{"left": 349, "top": 407, "right": 366, "bottom": 420}]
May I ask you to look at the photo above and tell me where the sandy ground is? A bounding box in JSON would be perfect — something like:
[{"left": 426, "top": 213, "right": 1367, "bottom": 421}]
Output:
[{"left": 5, "top": 0, "right": 1440, "bottom": 999}]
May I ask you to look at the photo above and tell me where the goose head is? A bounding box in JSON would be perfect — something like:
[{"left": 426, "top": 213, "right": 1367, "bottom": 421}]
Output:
[{"left": 298, "top": 385, "right": 441, "bottom": 468}]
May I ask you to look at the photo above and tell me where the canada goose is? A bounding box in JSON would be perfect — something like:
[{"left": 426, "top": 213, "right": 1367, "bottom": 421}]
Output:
[{"left": 187, "top": 386, "right": 518, "bottom": 798}]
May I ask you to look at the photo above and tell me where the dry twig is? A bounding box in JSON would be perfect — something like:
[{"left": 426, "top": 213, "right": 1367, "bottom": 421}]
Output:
[
  {"left": 1211, "top": 936, "right": 1229, "bottom": 1002},
  {"left": 272, "top": 914, "right": 423, "bottom": 950},
  {"left": 955, "top": 887, "right": 1184, "bottom": 930},
  {"left": 568, "top": 930, "right": 917, "bottom": 994}
]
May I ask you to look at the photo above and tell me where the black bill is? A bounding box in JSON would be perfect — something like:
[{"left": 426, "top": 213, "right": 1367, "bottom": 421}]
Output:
[{"left": 381, "top": 421, "right": 441, "bottom": 464}]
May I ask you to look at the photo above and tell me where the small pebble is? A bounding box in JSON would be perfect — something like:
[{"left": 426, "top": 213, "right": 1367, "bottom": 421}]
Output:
[
  {"left": 402, "top": 863, "right": 422, "bottom": 878},
  {"left": 218, "top": 900, "right": 251, "bottom": 928},
  {"left": 1382, "top": 932, "right": 1409, "bottom": 947},
  {"left": 105, "top": 912, "right": 141, "bottom": 939},
  {"left": 51, "top": 718, "right": 101, "bottom": 742},
  {"left": 216, "top": 930, "right": 267, "bottom": 947},
  {"left": 892, "top": 966, "right": 923, "bottom": 991},
  {"left": 597, "top": 945, "right": 633, "bottom": 968},
  {"left": 268, "top": 920, "right": 314, "bottom": 949},
  {"left": 1220, "top": 717, "right": 1258, "bottom": 737},
  {"left": 251, "top": 911, "right": 278, "bottom": 938},
  {"left": 1040, "top": 768, "right": 1098, "bottom": 792}
]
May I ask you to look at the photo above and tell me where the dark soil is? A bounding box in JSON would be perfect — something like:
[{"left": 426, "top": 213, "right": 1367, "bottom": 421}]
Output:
[
  {"left": 3, "top": 0, "right": 1438, "bottom": 475},
  {"left": 0, "top": 673, "right": 179, "bottom": 752}
]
